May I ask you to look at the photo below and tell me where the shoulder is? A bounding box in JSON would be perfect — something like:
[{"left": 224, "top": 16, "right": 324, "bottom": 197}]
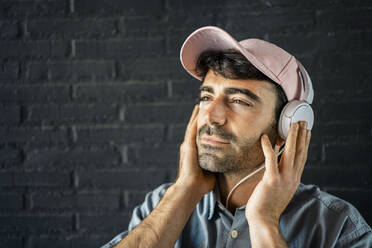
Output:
[
  {"left": 128, "top": 182, "right": 173, "bottom": 229},
  {"left": 135, "top": 182, "right": 173, "bottom": 214},
  {"left": 285, "top": 183, "right": 372, "bottom": 246}
]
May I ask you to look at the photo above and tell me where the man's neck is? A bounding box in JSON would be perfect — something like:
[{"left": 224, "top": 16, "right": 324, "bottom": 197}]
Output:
[{"left": 216, "top": 166, "right": 265, "bottom": 214}]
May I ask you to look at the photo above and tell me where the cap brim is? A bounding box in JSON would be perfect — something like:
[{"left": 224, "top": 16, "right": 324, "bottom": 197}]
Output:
[
  {"left": 180, "top": 26, "right": 280, "bottom": 86},
  {"left": 180, "top": 26, "right": 247, "bottom": 81}
]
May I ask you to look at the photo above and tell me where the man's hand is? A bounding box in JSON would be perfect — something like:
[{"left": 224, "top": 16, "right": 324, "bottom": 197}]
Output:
[
  {"left": 245, "top": 121, "right": 311, "bottom": 247},
  {"left": 176, "top": 105, "right": 216, "bottom": 197},
  {"left": 117, "top": 105, "right": 215, "bottom": 248}
]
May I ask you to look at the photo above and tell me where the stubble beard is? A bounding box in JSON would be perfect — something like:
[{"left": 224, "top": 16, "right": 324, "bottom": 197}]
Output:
[{"left": 196, "top": 123, "right": 277, "bottom": 175}]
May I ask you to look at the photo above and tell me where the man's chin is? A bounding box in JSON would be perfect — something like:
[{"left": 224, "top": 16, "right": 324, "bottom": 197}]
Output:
[{"left": 198, "top": 154, "right": 230, "bottom": 173}]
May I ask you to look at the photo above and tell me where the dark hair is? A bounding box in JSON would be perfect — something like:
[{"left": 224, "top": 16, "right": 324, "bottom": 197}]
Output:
[{"left": 196, "top": 50, "right": 288, "bottom": 124}]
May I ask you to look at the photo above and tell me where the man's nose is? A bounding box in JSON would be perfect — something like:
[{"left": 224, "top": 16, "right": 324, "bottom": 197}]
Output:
[{"left": 204, "top": 97, "right": 227, "bottom": 127}]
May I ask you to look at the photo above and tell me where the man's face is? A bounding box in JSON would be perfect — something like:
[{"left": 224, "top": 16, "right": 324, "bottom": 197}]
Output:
[{"left": 196, "top": 70, "right": 278, "bottom": 175}]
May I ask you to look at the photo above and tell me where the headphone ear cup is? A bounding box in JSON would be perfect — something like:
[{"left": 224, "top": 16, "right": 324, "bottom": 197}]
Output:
[{"left": 278, "top": 100, "right": 314, "bottom": 140}]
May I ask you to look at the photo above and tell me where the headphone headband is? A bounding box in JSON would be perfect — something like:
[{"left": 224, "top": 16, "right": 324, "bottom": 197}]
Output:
[{"left": 297, "top": 60, "right": 314, "bottom": 104}]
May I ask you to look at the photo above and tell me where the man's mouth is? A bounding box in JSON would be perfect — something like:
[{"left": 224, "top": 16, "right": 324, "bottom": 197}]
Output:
[{"left": 201, "top": 135, "right": 230, "bottom": 146}]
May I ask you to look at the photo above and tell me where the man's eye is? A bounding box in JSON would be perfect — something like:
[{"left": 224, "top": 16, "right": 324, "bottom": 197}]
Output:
[
  {"left": 200, "top": 96, "right": 210, "bottom": 101},
  {"left": 232, "top": 99, "right": 250, "bottom": 106}
]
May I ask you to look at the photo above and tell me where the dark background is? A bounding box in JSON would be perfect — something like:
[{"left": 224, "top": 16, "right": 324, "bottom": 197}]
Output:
[{"left": 0, "top": 0, "right": 371, "bottom": 247}]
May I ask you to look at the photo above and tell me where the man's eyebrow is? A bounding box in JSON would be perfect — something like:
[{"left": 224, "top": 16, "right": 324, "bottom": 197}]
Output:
[
  {"left": 199, "top": 86, "right": 262, "bottom": 103},
  {"left": 224, "top": 87, "right": 262, "bottom": 104},
  {"left": 199, "top": 86, "right": 213, "bottom": 94}
]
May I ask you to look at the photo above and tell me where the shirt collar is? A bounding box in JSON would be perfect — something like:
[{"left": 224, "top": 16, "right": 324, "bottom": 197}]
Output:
[
  {"left": 207, "top": 184, "right": 248, "bottom": 220},
  {"left": 208, "top": 185, "right": 221, "bottom": 220}
]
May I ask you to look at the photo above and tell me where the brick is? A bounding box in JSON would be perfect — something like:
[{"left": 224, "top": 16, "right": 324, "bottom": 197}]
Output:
[
  {"left": 315, "top": 76, "right": 372, "bottom": 101},
  {"left": 75, "top": 0, "right": 163, "bottom": 16},
  {"left": 127, "top": 145, "right": 179, "bottom": 164},
  {"left": 0, "top": 238, "right": 23, "bottom": 248},
  {"left": 0, "top": 0, "right": 67, "bottom": 17},
  {"left": 0, "top": 41, "right": 50, "bottom": 58},
  {"left": 0, "top": 21, "right": 18, "bottom": 38},
  {"left": 50, "top": 61, "right": 116, "bottom": 81},
  {"left": 0, "top": 106, "right": 20, "bottom": 125},
  {"left": 324, "top": 144, "right": 372, "bottom": 165},
  {"left": 168, "top": 0, "right": 262, "bottom": 17},
  {"left": 305, "top": 143, "right": 322, "bottom": 164},
  {"left": 259, "top": 11, "right": 314, "bottom": 34},
  {"left": 301, "top": 167, "right": 371, "bottom": 188},
  {"left": 123, "top": 190, "right": 147, "bottom": 209},
  {"left": 0, "top": 215, "right": 72, "bottom": 233},
  {"left": 0, "top": 127, "right": 68, "bottom": 145},
  {"left": 75, "top": 38, "right": 165, "bottom": 59},
  {"left": 51, "top": 40, "right": 71, "bottom": 58},
  {"left": 299, "top": 0, "right": 371, "bottom": 7},
  {"left": 27, "top": 62, "right": 48, "bottom": 81},
  {"left": 217, "top": 11, "right": 314, "bottom": 42},
  {"left": 322, "top": 31, "right": 372, "bottom": 54},
  {"left": 167, "top": 123, "right": 187, "bottom": 143},
  {"left": 79, "top": 170, "right": 172, "bottom": 189},
  {"left": 0, "top": 172, "right": 70, "bottom": 187},
  {"left": 26, "top": 104, "right": 118, "bottom": 124},
  {"left": 24, "top": 147, "right": 121, "bottom": 167},
  {"left": 317, "top": 54, "right": 370, "bottom": 78},
  {"left": 121, "top": 16, "right": 166, "bottom": 37},
  {"left": 316, "top": 9, "right": 372, "bottom": 32},
  {"left": 318, "top": 101, "right": 372, "bottom": 123},
  {"left": 0, "top": 41, "right": 70, "bottom": 59},
  {"left": 171, "top": 80, "right": 200, "bottom": 99},
  {"left": 75, "top": 81, "right": 167, "bottom": 102},
  {"left": 268, "top": 33, "right": 321, "bottom": 59},
  {"left": 28, "top": 18, "right": 117, "bottom": 38},
  {"left": 76, "top": 124, "right": 164, "bottom": 144},
  {"left": 17, "top": 85, "right": 70, "bottom": 103},
  {"left": 163, "top": 19, "right": 215, "bottom": 55},
  {"left": 0, "top": 147, "right": 22, "bottom": 165},
  {"left": 0, "top": 86, "right": 17, "bottom": 102},
  {"left": 311, "top": 122, "right": 372, "bottom": 144},
  {"left": 119, "top": 57, "right": 188, "bottom": 80},
  {"left": 269, "top": 31, "right": 372, "bottom": 65},
  {"left": 79, "top": 214, "right": 130, "bottom": 233},
  {"left": 0, "top": 62, "right": 18, "bottom": 81},
  {"left": 0, "top": 194, "right": 23, "bottom": 210},
  {"left": 32, "top": 192, "right": 119, "bottom": 210},
  {"left": 125, "top": 103, "right": 194, "bottom": 124}
]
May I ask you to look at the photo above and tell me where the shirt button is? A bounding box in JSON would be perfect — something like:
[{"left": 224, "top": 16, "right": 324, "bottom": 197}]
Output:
[{"left": 231, "top": 230, "right": 238, "bottom": 238}]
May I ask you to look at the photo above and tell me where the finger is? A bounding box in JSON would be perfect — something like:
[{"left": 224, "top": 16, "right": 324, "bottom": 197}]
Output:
[
  {"left": 261, "top": 134, "right": 278, "bottom": 176},
  {"left": 299, "top": 129, "right": 312, "bottom": 175},
  {"left": 281, "top": 122, "right": 299, "bottom": 169},
  {"left": 274, "top": 144, "right": 280, "bottom": 154},
  {"left": 184, "top": 105, "right": 199, "bottom": 143},
  {"left": 294, "top": 121, "right": 308, "bottom": 173}
]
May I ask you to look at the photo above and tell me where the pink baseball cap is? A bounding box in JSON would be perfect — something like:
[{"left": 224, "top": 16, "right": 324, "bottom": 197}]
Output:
[{"left": 180, "top": 26, "right": 313, "bottom": 103}]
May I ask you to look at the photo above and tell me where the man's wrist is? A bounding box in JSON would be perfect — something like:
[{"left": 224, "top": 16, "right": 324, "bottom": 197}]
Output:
[
  {"left": 248, "top": 218, "right": 287, "bottom": 247},
  {"left": 170, "top": 181, "right": 206, "bottom": 204},
  {"left": 247, "top": 216, "right": 280, "bottom": 228}
]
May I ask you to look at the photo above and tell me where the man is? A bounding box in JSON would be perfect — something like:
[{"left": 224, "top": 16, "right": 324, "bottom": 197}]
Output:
[{"left": 101, "top": 26, "right": 371, "bottom": 247}]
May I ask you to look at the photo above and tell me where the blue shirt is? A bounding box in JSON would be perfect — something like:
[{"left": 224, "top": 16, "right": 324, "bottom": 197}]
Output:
[{"left": 101, "top": 183, "right": 372, "bottom": 248}]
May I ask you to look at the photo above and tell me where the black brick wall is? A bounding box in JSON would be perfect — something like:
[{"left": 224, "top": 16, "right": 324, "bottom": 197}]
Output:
[{"left": 0, "top": 0, "right": 371, "bottom": 247}]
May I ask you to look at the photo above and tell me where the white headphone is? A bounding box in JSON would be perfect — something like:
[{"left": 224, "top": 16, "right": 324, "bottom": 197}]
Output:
[{"left": 278, "top": 60, "right": 314, "bottom": 140}]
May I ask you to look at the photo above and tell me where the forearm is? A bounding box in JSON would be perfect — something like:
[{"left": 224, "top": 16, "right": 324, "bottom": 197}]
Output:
[
  {"left": 248, "top": 220, "right": 287, "bottom": 248},
  {"left": 114, "top": 183, "right": 203, "bottom": 248}
]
